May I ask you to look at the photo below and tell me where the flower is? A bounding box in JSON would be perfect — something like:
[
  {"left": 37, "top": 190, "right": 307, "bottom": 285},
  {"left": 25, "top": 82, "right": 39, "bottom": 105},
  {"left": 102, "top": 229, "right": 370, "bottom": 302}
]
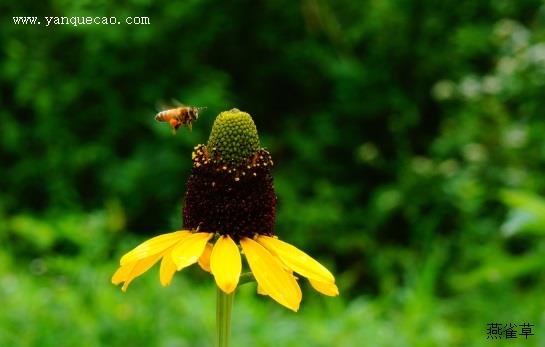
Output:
[{"left": 112, "top": 109, "right": 338, "bottom": 311}]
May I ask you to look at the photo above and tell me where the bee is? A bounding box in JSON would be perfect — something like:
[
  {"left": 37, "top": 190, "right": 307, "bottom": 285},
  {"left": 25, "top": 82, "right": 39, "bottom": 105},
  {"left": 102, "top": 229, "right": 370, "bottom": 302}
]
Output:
[{"left": 154, "top": 105, "right": 204, "bottom": 135}]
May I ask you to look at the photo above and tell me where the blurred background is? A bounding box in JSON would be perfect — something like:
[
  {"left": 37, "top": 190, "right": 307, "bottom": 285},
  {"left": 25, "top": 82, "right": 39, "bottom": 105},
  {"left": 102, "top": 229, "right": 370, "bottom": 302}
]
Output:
[{"left": 2, "top": 0, "right": 545, "bottom": 346}]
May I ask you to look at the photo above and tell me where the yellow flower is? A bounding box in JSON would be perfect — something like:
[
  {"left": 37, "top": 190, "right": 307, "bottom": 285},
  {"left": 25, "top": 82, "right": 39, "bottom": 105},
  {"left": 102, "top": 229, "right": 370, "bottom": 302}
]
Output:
[
  {"left": 112, "top": 231, "right": 338, "bottom": 311},
  {"left": 112, "top": 109, "right": 339, "bottom": 312}
]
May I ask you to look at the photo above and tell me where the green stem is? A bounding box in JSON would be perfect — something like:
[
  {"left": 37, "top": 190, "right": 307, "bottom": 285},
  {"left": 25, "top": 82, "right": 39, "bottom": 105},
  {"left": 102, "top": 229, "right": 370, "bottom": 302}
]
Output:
[
  {"left": 216, "top": 287, "right": 234, "bottom": 347},
  {"left": 239, "top": 272, "right": 255, "bottom": 285}
]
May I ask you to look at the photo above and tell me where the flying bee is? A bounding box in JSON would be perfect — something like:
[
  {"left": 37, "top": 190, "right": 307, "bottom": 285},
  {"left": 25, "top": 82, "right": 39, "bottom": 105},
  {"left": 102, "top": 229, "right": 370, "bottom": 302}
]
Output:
[{"left": 154, "top": 105, "right": 204, "bottom": 135}]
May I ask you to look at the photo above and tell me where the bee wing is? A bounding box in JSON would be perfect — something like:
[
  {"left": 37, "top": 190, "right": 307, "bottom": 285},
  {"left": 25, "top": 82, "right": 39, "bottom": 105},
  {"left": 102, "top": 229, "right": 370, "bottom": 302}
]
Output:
[
  {"left": 171, "top": 98, "right": 185, "bottom": 107},
  {"left": 155, "top": 99, "right": 186, "bottom": 111},
  {"left": 155, "top": 99, "right": 172, "bottom": 112}
]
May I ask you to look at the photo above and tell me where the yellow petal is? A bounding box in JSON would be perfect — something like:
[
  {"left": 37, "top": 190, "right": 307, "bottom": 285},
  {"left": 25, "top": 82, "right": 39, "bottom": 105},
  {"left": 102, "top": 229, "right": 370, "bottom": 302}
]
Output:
[
  {"left": 257, "top": 235, "right": 335, "bottom": 283},
  {"left": 159, "top": 250, "right": 178, "bottom": 287},
  {"left": 257, "top": 284, "right": 267, "bottom": 296},
  {"left": 113, "top": 252, "right": 163, "bottom": 292},
  {"left": 210, "top": 235, "right": 241, "bottom": 294},
  {"left": 171, "top": 232, "right": 213, "bottom": 270},
  {"left": 309, "top": 278, "right": 339, "bottom": 296},
  {"left": 112, "top": 263, "right": 133, "bottom": 285},
  {"left": 240, "top": 237, "right": 301, "bottom": 312},
  {"left": 120, "top": 230, "right": 191, "bottom": 265},
  {"left": 198, "top": 243, "right": 213, "bottom": 272}
]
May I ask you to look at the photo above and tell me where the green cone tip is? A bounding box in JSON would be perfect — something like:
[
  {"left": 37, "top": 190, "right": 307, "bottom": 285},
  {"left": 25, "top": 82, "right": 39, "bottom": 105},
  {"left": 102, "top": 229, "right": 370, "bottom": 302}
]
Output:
[{"left": 207, "top": 109, "right": 260, "bottom": 166}]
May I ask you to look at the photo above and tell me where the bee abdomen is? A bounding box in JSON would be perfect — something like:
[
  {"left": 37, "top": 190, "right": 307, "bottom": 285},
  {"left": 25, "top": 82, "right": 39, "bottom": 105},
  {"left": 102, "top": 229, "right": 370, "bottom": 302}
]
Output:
[{"left": 155, "top": 110, "right": 173, "bottom": 121}]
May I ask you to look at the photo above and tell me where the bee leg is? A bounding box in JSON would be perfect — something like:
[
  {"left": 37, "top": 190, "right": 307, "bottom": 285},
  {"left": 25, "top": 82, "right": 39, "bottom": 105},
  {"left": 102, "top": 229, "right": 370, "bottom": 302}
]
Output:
[
  {"left": 172, "top": 122, "right": 181, "bottom": 135},
  {"left": 188, "top": 123, "right": 192, "bottom": 131}
]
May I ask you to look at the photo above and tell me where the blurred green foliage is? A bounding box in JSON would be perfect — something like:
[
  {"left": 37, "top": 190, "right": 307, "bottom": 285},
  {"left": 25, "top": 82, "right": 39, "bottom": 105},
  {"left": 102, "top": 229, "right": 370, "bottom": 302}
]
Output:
[{"left": 2, "top": 0, "right": 545, "bottom": 346}]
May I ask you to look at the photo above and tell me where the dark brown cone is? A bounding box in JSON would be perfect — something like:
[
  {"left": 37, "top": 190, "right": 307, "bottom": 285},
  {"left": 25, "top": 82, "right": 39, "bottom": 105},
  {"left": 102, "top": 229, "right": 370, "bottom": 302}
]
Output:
[{"left": 182, "top": 160, "right": 276, "bottom": 241}]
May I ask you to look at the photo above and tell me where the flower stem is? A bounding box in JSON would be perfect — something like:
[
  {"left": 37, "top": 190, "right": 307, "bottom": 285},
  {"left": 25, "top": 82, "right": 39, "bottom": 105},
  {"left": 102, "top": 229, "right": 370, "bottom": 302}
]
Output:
[
  {"left": 216, "top": 287, "right": 234, "bottom": 347},
  {"left": 239, "top": 272, "right": 255, "bottom": 285}
]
